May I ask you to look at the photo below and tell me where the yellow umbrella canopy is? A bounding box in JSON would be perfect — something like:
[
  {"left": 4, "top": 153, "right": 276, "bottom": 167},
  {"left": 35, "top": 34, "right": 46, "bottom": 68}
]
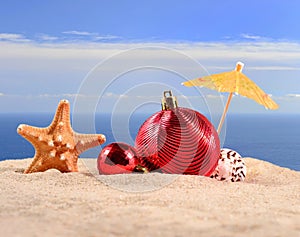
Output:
[{"left": 183, "top": 62, "right": 279, "bottom": 133}]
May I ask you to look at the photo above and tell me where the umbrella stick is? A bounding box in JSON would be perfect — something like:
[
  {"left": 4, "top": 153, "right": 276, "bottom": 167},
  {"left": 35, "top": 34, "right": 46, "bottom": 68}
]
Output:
[{"left": 217, "top": 92, "right": 233, "bottom": 134}]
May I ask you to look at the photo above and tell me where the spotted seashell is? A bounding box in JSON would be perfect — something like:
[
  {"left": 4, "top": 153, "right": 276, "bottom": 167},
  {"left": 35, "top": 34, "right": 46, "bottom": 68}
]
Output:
[{"left": 210, "top": 148, "right": 246, "bottom": 182}]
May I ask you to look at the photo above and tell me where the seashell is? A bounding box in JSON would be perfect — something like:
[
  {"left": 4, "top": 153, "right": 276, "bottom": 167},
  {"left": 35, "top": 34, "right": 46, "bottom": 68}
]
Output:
[
  {"left": 135, "top": 91, "right": 220, "bottom": 176},
  {"left": 210, "top": 148, "right": 247, "bottom": 182}
]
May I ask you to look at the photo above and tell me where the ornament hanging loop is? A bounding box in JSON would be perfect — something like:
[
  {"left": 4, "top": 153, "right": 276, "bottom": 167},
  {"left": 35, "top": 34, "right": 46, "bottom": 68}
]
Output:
[{"left": 161, "top": 90, "right": 178, "bottom": 110}]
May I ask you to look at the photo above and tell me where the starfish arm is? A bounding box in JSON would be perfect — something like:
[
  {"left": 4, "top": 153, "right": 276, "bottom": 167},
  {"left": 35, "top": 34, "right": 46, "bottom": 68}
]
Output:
[
  {"left": 48, "top": 100, "right": 72, "bottom": 134},
  {"left": 17, "top": 124, "right": 50, "bottom": 153},
  {"left": 74, "top": 133, "right": 106, "bottom": 154},
  {"left": 24, "top": 156, "right": 43, "bottom": 173}
]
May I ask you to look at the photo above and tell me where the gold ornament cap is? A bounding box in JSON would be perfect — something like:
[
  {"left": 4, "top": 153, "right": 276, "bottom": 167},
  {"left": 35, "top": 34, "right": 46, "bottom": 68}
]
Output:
[{"left": 161, "top": 90, "right": 178, "bottom": 110}]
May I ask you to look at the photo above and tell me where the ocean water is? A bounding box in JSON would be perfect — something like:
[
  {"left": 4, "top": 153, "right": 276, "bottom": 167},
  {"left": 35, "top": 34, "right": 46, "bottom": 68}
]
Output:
[{"left": 0, "top": 113, "right": 299, "bottom": 171}]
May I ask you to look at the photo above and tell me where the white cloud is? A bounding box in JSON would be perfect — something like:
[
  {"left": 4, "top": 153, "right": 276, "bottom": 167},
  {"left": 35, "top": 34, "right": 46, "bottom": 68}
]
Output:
[
  {"left": 37, "top": 94, "right": 60, "bottom": 98},
  {"left": 1, "top": 40, "right": 300, "bottom": 63},
  {"left": 1, "top": 39, "right": 300, "bottom": 114},
  {"left": 180, "top": 42, "right": 300, "bottom": 64},
  {"left": 247, "top": 66, "right": 300, "bottom": 71},
  {"left": 62, "top": 30, "right": 97, "bottom": 36},
  {"left": 286, "top": 94, "right": 300, "bottom": 98},
  {"left": 0, "top": 33, "right": 30, "bottom": 42},
  {"left": 62, "top": 31, "right": 121, "bottom": 41},
  {"left": 119, "top": 94, "right": 128, "bottom": 98},
  {"left": 94, "top": 35, "right": 121, "bottom": 40},
  {"left": 104, "top": 92, "right": 129, "bottom": 99},
  {"left": 62, "top": 93, "right": 83, "bottom": 98},
  {"left": 0, "top": 33, "right": 23, "bottom": 40},
  {"left": 105, "top": 92, "right": 114, "bottom": 97},
  {"left": 36, "top": 93, "right": 98, "bottom": 99},
  {"left": 206, "top": 94, "right": 225, "bottom": 99},
  {"left": 37, "top": 34, "right": 59, "bottom": 41},
  {"left": 240, "top": 33, "right": 263, "bottom": 40}
]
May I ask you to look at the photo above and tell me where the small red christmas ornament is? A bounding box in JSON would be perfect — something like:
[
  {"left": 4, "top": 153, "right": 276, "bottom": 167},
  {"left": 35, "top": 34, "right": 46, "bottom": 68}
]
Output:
[
  {"left": 97, "top": 142, "right": 141, "bottom": 175},
  {"left": 135, "top": 91, "right": 220, "bottom": 176}
]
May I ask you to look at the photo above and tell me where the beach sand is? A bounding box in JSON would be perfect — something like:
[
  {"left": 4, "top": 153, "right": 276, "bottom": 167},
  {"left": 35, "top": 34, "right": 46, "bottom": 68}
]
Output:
[{"left": 0, "top": 158, "right": 299, "bottom": 237}]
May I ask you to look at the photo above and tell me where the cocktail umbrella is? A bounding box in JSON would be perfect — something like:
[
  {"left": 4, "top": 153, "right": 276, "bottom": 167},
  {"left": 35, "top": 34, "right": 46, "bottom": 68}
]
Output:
[{"left": 182, "top": 62, "right": 279, "bottom": 134}]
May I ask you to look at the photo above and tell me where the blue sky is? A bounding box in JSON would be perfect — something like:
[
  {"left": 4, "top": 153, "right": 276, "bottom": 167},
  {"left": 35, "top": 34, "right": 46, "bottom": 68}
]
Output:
[
  {"left": 0, "top": 0, "right": 300, "bottom": 115},
  {"left": 1, "top": 0, "right": 299, "bottom": 41}
]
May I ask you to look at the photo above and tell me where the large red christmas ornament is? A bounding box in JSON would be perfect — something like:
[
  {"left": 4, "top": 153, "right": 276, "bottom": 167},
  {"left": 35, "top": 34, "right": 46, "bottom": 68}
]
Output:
[
  {"left": 97, "top": 142, "right": 140, "bottom": 174},
  {"left": 135, "top": 91, "right": 220, "bottom": 176}
]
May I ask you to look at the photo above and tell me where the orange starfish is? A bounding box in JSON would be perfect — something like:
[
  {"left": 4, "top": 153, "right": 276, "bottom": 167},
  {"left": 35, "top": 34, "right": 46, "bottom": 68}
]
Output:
[{"left": 17, "top": 99, "right": 106, "bottom": 173}]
